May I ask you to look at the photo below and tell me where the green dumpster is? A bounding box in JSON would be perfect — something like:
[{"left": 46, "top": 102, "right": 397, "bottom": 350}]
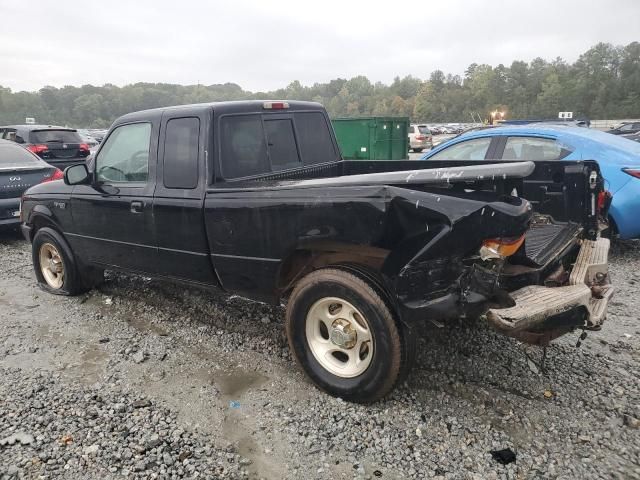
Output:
[{"left": 331, "top": 117, "right": 409, "bottom": 160}]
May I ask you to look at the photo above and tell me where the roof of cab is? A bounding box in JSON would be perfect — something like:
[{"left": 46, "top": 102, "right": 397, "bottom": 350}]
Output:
[{"left": 115, "top": 100, "right": 326, "bottom": 124}]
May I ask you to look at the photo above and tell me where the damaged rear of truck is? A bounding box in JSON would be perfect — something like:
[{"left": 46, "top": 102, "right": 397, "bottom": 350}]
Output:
[{"left": 207, "top": 157, "right": 613, "bottom": 401}]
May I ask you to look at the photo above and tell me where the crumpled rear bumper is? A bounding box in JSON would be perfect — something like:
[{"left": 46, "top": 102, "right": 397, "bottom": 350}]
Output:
[{"left": 487, "top": 237, "right": 613, "bottom": 344}]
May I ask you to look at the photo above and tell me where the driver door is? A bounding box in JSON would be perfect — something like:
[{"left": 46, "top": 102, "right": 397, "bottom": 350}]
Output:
[{"left": 68, "top": 120, "right": 159, "bottom": 273}]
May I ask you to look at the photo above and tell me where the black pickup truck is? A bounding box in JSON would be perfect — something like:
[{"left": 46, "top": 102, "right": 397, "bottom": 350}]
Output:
[{"left": 20, "top": 101, "right": 613, "bottom": 402}]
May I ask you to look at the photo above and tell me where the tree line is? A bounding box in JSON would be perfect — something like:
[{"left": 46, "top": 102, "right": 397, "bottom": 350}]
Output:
[{"left": 0, "top": 42, "right": 638, "bottom": 128}]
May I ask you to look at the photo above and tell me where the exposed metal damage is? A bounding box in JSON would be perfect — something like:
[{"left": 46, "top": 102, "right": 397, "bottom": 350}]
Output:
[{"left": 487, "top": 237, "right": 613, "bottom": 345}]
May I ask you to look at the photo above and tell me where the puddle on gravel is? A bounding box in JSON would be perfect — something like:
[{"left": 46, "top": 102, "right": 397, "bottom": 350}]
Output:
[
  {"left": 81, "top": 293, "right": 169, "bottom": 337},
  {"left": 216, "top": 369, "right": 268, "bottom": 398},
  {"left": 125, "top": 315, "right": 169, "bottom": 337},
  {"left": 215, "top": 367, "right": 275, "bottom": 479},
  {"left": 65, "top": 345, "right": 109, "bottom": 384}
]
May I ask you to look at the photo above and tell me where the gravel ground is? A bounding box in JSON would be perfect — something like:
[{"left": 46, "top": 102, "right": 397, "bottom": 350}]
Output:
[{"left": 1, "top": 229, "right": 639, "bottom": 479}]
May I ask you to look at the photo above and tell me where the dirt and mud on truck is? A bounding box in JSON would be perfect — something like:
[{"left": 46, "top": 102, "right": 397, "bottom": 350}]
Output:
[{"left": 19, "top": 100, "right": 614, "bottom": 402}]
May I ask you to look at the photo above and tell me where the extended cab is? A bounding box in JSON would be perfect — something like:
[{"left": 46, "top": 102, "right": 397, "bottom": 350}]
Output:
[{"left": 20, "top": 101, "right": 613, "bottom": 402}]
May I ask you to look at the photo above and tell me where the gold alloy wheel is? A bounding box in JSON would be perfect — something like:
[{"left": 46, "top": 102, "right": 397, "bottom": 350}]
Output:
[
  {"left": 305, "top": 297, "right": 374, "bottom": 378},
  {"left": 39, "top": 243, "right": 65, "bottom": 289}
]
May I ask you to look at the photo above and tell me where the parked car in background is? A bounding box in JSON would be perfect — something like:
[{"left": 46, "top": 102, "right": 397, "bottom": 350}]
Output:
[
  {"left": 76, "top": 129, "right": 100, "bottom": 148},
  {"left": 421, "top": 125, "right": 640, "bottom": 239},
  {"left": 88, "top": 129, "right": 108, "bottom": 143},
  {"left": 0, "top": 125, "right": 91, "bottom": 170},
  {"left": 408, "top": 124, "right": 433, "bottom": 152},
  {"left": 500, "top": 119, "right": 590, "bottom": 128},
  {"left": 609, "top": 122, "right": 640, "bottom": 136},
  {"left": 0, "top": 139, "right": 62, "bottom": 230},
  {"left": 625, "top": 131, "right": 640, "bottom": 143}
]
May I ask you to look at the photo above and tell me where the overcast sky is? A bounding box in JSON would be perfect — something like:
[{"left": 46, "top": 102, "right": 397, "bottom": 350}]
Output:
[{"left": 2, "top": 0, "right": 639, "bottom": 93}]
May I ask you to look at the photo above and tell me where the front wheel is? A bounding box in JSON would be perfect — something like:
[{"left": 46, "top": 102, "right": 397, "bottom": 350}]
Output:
[
  {"left": 32, "top": 227, "right": 100, "bottom": 295},
  {"left": 286, "top": 268, "right": 410, "bottom": 402}
]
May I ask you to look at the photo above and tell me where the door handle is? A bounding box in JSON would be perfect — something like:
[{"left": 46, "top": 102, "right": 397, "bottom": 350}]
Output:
[{"left": 130, "top": 201, "right": 144, "bottom": 213}]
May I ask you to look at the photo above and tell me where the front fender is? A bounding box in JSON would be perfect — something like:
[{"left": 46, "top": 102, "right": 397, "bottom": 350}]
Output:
[{"left": 22, "top": 203, "right": 64, "bottom": 242}]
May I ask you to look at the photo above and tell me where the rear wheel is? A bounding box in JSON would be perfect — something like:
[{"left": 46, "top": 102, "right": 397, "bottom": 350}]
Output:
[
  {"left": 32, "top": 227, "right": 101, "bottom": 295},
  {"left": 412, "top": 148, "right": 423, "bottom": 153},
  {"left": 286, "top": 268, "right": 410, "bottom": 402}
]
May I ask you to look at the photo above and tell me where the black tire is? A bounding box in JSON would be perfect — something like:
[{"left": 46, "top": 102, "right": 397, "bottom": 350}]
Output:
[
  {"left": 286, "top": 268, "right": 408, "bottom": 402},
  {"left": 32, "top": 227, "right": 99, "bottom": 296},
  {"left": 412, "top": 148, "right": 423, "bottom": 153},
  {"left": 333, "top": 263, "right": 417, "bottom": 384}
]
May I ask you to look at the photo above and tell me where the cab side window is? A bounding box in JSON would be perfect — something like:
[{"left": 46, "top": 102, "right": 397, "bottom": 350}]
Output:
[
  {"left": 428, "top": 137, "right": 492, "bottom": 160},
  {"left": 96, "top": 123, "right": 151, "bottom": 183},
  {"left": 163, "top": 117, "right": 200, "bottom": 189}
]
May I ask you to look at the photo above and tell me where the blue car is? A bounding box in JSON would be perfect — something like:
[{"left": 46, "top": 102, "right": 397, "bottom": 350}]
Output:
[{"left": 421, "top": 125, "right": 640, "bottom": 239}]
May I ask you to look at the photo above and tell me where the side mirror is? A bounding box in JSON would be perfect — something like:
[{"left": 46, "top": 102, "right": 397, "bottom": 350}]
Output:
[{"left": 64, "top": 163, "right": 91, "bottom": 185}]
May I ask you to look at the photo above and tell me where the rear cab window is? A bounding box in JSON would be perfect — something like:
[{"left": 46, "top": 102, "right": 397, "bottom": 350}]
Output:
[
  {"left": 417, "top": 125, "right": 431, "bottom": 135},
  {"left": 220, "top": 115, "right": 269, "bottom": 179},
  {"left": 220, "top": 110, "right": 338, "bottom": 179},
  {"left": 294, "top": 112, "right": 338, "bottom": 165},
  {"left": 264, "top": 118, "right": 300, "bottom": 171}
]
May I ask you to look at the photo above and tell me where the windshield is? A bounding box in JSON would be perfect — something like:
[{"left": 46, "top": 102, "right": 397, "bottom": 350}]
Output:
[
  {"left": 30, "top": 129, "right": 82, "bottom": 144},
  {"left": 0, "top": 143, "right": 46, "bottom": 170}
]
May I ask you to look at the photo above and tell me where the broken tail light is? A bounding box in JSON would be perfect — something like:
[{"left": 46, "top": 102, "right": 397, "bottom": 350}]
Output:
[
  {"left": 480, "top": 234, "right": 526, "bottom": 260},
  {"left": 597, "top": 190, "right": 612, "bottom": 214}
]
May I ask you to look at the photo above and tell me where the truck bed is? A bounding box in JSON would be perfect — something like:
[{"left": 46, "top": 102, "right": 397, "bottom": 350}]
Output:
[
  {"left": 525, "top": 221, "right": 581, "bottom": 267},
  {"left": 224, "top": 158, "right": 601, "bottom": 243}
]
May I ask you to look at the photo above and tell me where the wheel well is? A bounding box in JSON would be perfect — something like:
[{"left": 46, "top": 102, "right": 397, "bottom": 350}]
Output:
[
  {"left": 277, "top": 243, "right": 389, "bottom": 296},
  {"left": 30, "top": 216, "right": 60, "bottom": 240}
]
